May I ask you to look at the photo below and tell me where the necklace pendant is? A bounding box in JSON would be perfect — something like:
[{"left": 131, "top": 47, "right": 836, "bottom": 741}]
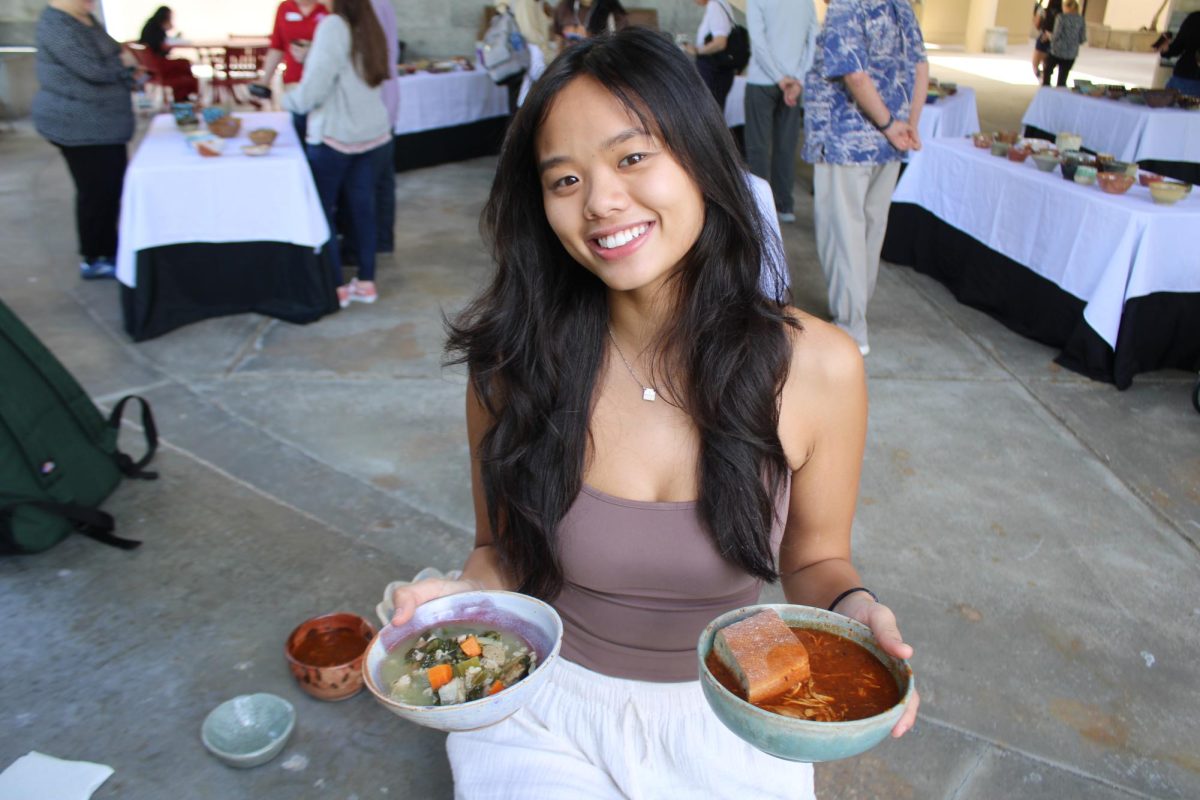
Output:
[{"left": 642, "top": 387, "right": 657, "bottom": 402}]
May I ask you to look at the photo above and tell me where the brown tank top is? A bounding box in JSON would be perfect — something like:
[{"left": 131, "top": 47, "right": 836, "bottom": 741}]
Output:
[{"left": 553, "top": 480, "right": 788, "bottom": 682}]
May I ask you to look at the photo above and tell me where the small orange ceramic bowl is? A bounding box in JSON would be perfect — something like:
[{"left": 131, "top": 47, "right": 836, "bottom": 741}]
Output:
[
  {"left": 1096, "top": 172, "right": 1134, "bottom": 195},
  {"left": 1006, "top": 146, "right": 1031, "bottom": 163},
  {"left": 285, "top": 612, "right": 376, "bottom": 701}
]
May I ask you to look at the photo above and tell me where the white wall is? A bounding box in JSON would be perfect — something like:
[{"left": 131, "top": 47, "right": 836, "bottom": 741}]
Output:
[
  {"left": 1102, "top": 0, "right": 1163, "bottom": 30},
  {"left": 100, "top": 0, "right": 279, "bottom": 43}
]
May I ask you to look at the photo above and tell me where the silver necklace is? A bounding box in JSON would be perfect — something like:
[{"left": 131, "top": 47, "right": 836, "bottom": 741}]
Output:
[{"left": 607, "top": 328, "right": 657, "bottom": 402}]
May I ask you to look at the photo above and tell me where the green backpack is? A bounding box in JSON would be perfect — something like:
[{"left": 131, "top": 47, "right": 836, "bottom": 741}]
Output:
[{"left": 0, "top": 299, "right": 158, "bottom": 554}]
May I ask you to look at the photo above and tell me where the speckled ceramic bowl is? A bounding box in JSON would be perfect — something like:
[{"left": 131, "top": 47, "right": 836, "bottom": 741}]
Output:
[
  {"left": 201, "top": 693, "right": 295, "bottom": 768},
  {"left": 1032, "top": 152, "right": 1061, "bottom": 173},
  {"left": 363, "top": 591, "right": 563, "bottom": 732},
  {"left": 698, "top": 604, "right": 913, "bottom": 763},
  {"left": 285, "top": 612, "right": 375, "bottom": 701}
]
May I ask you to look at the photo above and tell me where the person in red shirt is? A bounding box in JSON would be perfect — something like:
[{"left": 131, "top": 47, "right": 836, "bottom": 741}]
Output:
[{"left": 260, "top": 0, "right": 329, "bottom": 142}]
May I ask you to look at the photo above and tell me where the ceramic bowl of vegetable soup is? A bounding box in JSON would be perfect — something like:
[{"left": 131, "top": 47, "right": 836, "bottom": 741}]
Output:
[
  {"left": 362, "top": 590, "right": 563, "bottom": 731},
  {"left": 697, "top": 604, "right": 914, "bottom": 763}
]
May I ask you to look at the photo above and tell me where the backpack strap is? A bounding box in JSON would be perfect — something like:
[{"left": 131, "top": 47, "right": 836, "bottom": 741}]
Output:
[
  {"left": 108, "top": 395, "right": 159, "bottom": 480},
  {"left": 0, "top": 499, "right": 142, "bottom": 550}
]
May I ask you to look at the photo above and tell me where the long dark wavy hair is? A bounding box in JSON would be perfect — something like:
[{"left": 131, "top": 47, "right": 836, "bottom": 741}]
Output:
[{"left": 446, "top": 28, "right": 796, "bottom": 600}]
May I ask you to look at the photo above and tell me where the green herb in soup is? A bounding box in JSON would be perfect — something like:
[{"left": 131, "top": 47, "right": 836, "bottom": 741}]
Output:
[{"left": 379, "top": 626, "right": 538, "bottom": 706}]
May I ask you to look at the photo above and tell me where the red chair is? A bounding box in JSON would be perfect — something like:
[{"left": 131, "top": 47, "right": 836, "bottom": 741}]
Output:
[{"left": 125, "top": 43, "right": 167, "bottom": 108}]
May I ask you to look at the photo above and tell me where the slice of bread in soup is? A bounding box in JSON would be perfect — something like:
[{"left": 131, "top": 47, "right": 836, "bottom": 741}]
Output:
[{"left": 713, "top": 610, "right": 811, "bottom": 703}]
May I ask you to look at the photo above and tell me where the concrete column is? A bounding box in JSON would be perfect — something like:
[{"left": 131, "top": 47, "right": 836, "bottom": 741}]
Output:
[{"left": 964, "top": 0, "right": 1000, "bottom": 52}]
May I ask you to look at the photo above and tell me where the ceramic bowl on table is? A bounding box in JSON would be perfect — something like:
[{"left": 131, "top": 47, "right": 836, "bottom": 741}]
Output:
[
  {"left": 242, "top": 144, "right": 272, "bottom": 157},
  {"left": 248, "top": 127, "right": 278, "bottom": 146},
  {"left": 971, "top": 132, "right": 994, "bottom": 149},
  {"left": 1032, "top": 152, "right": 1061, "bottom": 173},
  {"left": 697, "top": 604, "right": 914, "bottom": 763},
  {"left": 1104, "top": 85, "right": 1127, "bottom": 100},
  {"left": 191, "top": 138, "right": 225, "bottom": 157},
  {"left": 202, "top": 105, "right": 229, "bottom": 124},
  {"left": 362, "top": 590, "right": 563, "bottom": 732},
  {"left": 1072, "top": 79, "right": 1093, "bottom": 94},
  {"left": 208, "top": 116, "right": 242, "bottom": 138},
  {"left": 285, "top": 612, "right": 375, "bottom": 701},
  {"left": 1006, "top": 145, "right": 1031, "bottom": 163},
  {"left": 1143, "top": 89, "right": 1177, "bottom": 109},
  {"left": 1096, "top": 172, "right": 1135, "bottom": 195},
  {"left": 1176, "top": 94, "right": 1200, "bottom": 110},
  {"left": 940, "top": 81, "right": 958, "bottom": 95},
  {"left": 1149, "top": 181, "right": 1189, "bottom": 205},
  {"left": 1073, "top": 165, "right": 1098, "bottom": 185},
  {"left": 926, "top": 90, "right": 940, "bottom": 104},
  {"left": 1099, "top": 160, "right": 1137, "bottom": 177},
  {"left": 990, "top": 141, "right": 1011, "bottom": 158},
  {"left": 994, "top": 130, "right": 1019, "bottom": 145},
  {"left": 200, "top": 693, "right": 295, "bottom": 768},
  {"left": 1138, "top": 170, "right": 1163, "bottom": 187}
]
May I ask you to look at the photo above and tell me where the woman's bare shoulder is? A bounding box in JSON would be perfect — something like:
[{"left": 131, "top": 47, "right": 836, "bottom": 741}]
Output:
[
  {"left": 778, "top": 308, "right": 867, "bottom": 467},
  {"left": 781, "top": 308, "right": 864, "bottom": 390}
]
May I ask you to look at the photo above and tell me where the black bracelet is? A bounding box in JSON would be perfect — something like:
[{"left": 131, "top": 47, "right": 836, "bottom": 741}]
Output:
[
  {"left": 828, "top": 587, "right": 878, "bottom": 612},
  {"left": 875, "top": 114, "right": 895, "bottom": 132}
]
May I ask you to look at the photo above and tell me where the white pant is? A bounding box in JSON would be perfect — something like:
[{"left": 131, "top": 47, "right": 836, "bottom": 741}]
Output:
[
  {"left": 447, "top": 658, "right": 815, "bottom": 799},
  {"left": 813, "top": 161, "right": 901, "bottom": 349}
]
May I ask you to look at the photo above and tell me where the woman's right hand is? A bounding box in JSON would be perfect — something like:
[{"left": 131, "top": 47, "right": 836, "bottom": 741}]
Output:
[
  {"left": 119, "top": 47, "right": 138, "bottom": 68},
  {"left": 391, "top": 576, "right": 483, "bottom": 627}
]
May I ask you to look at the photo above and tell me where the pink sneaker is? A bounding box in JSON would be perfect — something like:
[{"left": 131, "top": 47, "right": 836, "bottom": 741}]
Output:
[
  {"left": 347, "top": 279, "right": 377, "bottom": 304},
  {"left": 336, "top": 284, "right": 351, "bottom": 309}
]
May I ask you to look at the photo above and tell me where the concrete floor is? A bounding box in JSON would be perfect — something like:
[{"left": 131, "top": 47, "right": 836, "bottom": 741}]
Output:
[{"left": 2, "top": 56, "right": 1199, "bottom": 800}]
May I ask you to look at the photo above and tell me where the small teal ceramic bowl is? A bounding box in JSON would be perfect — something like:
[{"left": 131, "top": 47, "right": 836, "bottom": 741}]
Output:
[
  {"left": 698, "top": 604, "right": 914, "bottom": 763},
  {"left": 201, "top": 693, "right": 295, "bottom": 768},
  {"left": 362, "top": 590, "right": 563, "bottom": 732}
]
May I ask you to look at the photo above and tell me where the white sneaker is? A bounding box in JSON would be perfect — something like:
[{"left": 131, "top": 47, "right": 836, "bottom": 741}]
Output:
[{"left": 778, "top": 212, "right": 797, "bottom": 224}]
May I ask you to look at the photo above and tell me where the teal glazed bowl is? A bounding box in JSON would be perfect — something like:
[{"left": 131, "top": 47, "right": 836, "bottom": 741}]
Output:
[
  {"left": 201, "top": 693, "right": 295, "bottom": 768},
  {"left": 697, "top": 604, "right": 914, "bottom": 763}
]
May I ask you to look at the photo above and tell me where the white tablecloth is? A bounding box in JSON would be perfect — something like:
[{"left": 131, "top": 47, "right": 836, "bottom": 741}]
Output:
[
  {"left": 892, "top": 137, "right": 1200, "bottom": 349},
  {"left": 724, "top": 78, "right": 978, "bottom": 142},
  {"left": 394, "top": 69, "right": 509, "bottom": 136},
  {"left": 919, "top": 87, "right": 979, "bottom": 140},
  {"left": 1021, "top": 87, "right": 1200, "bottom": 164},
  {"left": 116, "top": 111, "right": 329, "bottom": 287}
]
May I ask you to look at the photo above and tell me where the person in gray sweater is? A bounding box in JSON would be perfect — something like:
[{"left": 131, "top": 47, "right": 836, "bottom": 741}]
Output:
[
  {"left": 1043, "top": 0, "right": 1086, "bottom": 87},
  {"left": 33, "top": 0, "right": 140, "bottom": 280},
  {"left": 282, "top": 0, "right": 391, "bottom": 308}
]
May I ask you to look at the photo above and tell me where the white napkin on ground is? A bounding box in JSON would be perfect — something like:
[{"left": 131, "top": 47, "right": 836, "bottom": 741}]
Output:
[{"left": 0, "top": 751, "right": 113, "bottom": 800}]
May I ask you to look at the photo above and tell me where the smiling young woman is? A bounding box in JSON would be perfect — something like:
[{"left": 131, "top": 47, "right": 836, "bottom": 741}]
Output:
[{"left": 388, "top": 28, "right": 919, "bottom": 798}]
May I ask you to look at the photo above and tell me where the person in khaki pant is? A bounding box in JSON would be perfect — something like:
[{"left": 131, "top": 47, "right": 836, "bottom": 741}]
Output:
[{"left": 802, "top": 0, "right": 928, "bottom": 355}]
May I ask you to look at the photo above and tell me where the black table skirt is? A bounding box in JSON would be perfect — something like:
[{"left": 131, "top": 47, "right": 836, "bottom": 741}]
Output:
[
  {"left": 1023, "top": 124, "right": 1200, "bottom": 185},
  {"left": 121, "top": 241, "right": 337, "bottom": 342},
  {"left": 882, "top": 203, "right": 1200, "bottom": 389},
  {"left": 393, "top": 116, "right": 508, "bottom": 172}
]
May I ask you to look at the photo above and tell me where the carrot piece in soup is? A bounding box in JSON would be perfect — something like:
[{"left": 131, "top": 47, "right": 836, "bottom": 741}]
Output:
[
  {"left": 460, "top": 635, "right": 482, "bottom": 658},
  {"left": 427, "top": 664, "right": 454, "bottom": 691},
  {"left": 488, "top": 680, "right": 505, "bottom": 695}
]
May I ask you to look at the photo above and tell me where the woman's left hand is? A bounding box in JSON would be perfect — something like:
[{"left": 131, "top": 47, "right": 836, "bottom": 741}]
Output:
[{"left": 838, "top": 594, "right": 920, "bottom": 738}]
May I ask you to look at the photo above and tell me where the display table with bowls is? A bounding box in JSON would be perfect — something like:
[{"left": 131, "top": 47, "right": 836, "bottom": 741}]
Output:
[
  {"left": 116, "top": 111, "right": 334, "bottom": 341},
  {"left": 882, "top": 137, "right": 1200, "bottom": 388},
  {"left": 1021, "top": 86, "right": 1200, "bottom": 183}
]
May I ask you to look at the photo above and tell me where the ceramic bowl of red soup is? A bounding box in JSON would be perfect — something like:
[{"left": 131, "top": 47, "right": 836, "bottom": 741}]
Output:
[
  {"left": 697, "top": 604, "right": 914, "bottom": 762},
  {"left": 285, "top": 612, "right": 376, "bottom": 701}
]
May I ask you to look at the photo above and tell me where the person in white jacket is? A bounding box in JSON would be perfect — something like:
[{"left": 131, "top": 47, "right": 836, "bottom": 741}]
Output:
[
  {"left": 283, "top": 0, "right": 391, "bottom": 308},
  {"left": 743, "top": 0, "right": 819, "bottom": 223}
]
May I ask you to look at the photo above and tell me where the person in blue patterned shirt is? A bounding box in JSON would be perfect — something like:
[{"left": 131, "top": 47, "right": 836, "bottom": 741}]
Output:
[{"left": 802, "top": 0, "right": 927, "bottom": 355}]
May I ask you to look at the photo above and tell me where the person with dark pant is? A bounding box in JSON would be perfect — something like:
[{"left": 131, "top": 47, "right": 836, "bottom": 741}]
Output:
[
  {"left": 1043, "top": 0, "right": 1085, "bottom": 87},
  {"left": 744, "top": 0, "right": 819, "bottom": 223},
  {"left": 686, "top": 0, "right": 737, "bottom": 112},
  {"left": 33, "top": 0, "right": 138, "bottom": 280},
  {"left": 339, "top": 0, "right": 399, "bottom": 265},
  {"left": 283, "top": 0, "right": 391, "bottom": 307},
  {"left": 1158, "top": 11, "right": 1200, "bottom": 96}
]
